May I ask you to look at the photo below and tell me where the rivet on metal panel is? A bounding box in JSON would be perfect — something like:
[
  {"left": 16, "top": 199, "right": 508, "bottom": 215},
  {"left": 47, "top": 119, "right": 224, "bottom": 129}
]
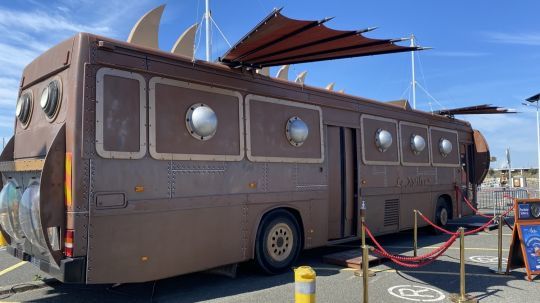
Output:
[
  {"left": 141, "top": 256, "right": 149, "bottom": 262},
  {"left": 249, "top": 182, "right": 257, "bottom": 189}
]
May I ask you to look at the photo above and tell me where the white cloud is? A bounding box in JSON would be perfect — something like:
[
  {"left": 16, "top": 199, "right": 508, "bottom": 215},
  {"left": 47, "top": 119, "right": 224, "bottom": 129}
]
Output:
[
  {"left": 0, "top": 0, "right": 154, "bottom": 138},
  {"left": 484, "top": 32, "right": 540, "bottom": 46},
  {"left": 462, "top": 114, "right": 538, "bottom": 168},
  {"left": 429, "top": 51, "right": 489, "bottom": 57}
]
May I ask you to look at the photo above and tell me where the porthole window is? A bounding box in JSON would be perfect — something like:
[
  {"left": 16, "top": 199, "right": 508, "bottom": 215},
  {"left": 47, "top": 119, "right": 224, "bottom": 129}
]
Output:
[
  {"left": 375, "top": 128, "right": 392, "bottom": 152},
  {"left": 410, "top": 134, "right": 426, "bottom": 154},
  {"left": 439, "top": 138, "right": 452, "bottom": 157},
  {"left": 16, "top": 92, "right": 32, "bottom": 127},
  {"left": 40, "top": 79, "right": 61, "bottom": 121},
  {"left": 185, "top": 103, "right": 218, "bottom": 141},
  {"left": 286, "top": 116, "right": 309, "bottom": 147}
]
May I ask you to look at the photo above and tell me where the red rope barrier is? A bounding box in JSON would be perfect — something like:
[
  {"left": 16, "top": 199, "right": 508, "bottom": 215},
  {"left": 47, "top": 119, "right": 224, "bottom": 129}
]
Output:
[
  {"left": 461, "top": 192, "right": 492, "bottom": 218},
  {"left": 463, "top": 217, "right": 495, "bottom": 235},
  {"left": 417, "top": 211, "right": 456, "bottom": 235},
  {"left": 364, "top": 223, "right": 458, "bottom": 267}
]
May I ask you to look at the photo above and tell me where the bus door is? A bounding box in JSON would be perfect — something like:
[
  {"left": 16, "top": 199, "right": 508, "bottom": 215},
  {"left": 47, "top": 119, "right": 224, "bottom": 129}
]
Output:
[
  {"left": 459, "top": 143, "right": 474, "bottom": 216},
  {"left": 327, "top": 126, "right": 358, "bottom": 240}
]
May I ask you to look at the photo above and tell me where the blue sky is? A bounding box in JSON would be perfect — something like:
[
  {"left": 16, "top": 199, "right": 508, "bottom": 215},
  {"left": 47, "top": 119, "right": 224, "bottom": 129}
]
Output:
[{"left": 0, "top": 0, "right": 538, "bottom": 168}]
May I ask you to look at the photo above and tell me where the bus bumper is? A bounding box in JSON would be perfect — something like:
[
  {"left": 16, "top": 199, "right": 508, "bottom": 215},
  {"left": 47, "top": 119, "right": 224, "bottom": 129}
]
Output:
[{"left": 6, "top": 246, "right": 86, "bottom": 283}]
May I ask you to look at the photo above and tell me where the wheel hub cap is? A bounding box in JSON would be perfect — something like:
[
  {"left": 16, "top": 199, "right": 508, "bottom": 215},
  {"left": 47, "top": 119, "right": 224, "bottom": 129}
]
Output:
[{"left": 266, "top": 223, "right": 294, "bottom": 262}]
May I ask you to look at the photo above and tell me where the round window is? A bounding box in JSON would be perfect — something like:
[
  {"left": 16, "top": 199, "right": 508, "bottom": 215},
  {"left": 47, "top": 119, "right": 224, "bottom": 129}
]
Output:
[
  {"left": 40, "top": 79, "right": 61, "bottom": 121},
  {"left": 185, "top": 103, "right": 218, "bottom": 140},
  {"left": 286, "top": 117, "right": 309, "bottom": 147},
  {"left": 410, "top": 134, "right": 426, "bottom": 154},
  {"left": 375, "top": 129, "right": 393, "bottom": 152},
  {"left": 439, "top": 138, "right": 453, "bottom": 157},
  {"left": 16, "top": 92, "right": 33, "bottom": 127}
]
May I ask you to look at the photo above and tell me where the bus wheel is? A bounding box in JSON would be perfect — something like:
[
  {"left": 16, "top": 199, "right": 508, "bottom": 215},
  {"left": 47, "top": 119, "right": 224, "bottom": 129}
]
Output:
[
  {"left": 255, "top": 209, "right": 301, "bottom": 274},
  {"left": 432, "top": 197, "right": 450, "bottom": 234}
]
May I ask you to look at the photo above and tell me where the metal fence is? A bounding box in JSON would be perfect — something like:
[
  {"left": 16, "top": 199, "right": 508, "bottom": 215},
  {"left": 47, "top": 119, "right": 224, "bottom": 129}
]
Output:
[{"left": 476, "top": 187, "right": 530, "bottom": 216}]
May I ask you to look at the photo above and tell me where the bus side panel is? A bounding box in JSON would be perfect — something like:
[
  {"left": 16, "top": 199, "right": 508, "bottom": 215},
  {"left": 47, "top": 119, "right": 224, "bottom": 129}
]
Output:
[{"left": 86, "top": 198, "right": 245, "bottom": 283}]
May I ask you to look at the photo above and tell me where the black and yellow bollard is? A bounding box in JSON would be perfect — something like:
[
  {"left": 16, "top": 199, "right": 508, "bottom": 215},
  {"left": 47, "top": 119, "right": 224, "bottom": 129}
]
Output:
[
  {"left": 449, "top": 228, "right": 478, "bottom": 303},
  {"left": 294, "top": 266, "right": 316, "bottom": 303}
]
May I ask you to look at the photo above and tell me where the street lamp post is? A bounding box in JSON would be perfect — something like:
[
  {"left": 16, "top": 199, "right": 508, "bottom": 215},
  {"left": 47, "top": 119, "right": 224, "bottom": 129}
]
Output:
[{"left": 525, "top": 93, "right": 540, "bottom": 194}]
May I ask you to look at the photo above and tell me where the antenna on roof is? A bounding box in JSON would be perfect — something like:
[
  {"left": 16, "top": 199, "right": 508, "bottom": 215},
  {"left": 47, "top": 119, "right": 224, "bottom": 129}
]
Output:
[
  {"left": 410, "top": 34, "right": 417, "bottom": 109},
  {"left": 205, "top": 0, "right": 211, "bottom": 61}
]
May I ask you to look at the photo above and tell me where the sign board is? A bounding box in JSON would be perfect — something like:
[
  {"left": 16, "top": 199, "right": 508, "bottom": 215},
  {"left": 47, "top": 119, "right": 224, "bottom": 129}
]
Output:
[{"left": 507, "top": 198, "right": 540, "bottom": 281}]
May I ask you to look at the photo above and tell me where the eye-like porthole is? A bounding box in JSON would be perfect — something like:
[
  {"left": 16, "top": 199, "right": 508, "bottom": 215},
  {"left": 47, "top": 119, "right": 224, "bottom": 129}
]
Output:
[
  {"left": 410, "top": 134, "right": 426, "bottom": 154},
  {"left": 16, "top": 92, "right": 33, "bottom": 127},
  {"left": 375, "top": 128, "right": 393, "bottom": 152},
  {"left": 40, "top": 79, "right": 61, "bottom": 121},
  {"left": 439, "top": 138, "right": 453, "bottom": 157},
  {"left": 286, "top": 116, "right": 309, "bottom": 147},
  {"left": 185, "top": 103, "right": 218, "bottom": 141}
]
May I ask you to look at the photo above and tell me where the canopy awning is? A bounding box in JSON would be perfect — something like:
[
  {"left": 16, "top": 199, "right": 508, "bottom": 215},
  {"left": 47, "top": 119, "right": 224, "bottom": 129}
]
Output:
[
  {"left": 434, "top": 104, "right": 515, "bottom": 116},
  {"left": 220, "top": 8, "right": 422, "bottom": 68}
]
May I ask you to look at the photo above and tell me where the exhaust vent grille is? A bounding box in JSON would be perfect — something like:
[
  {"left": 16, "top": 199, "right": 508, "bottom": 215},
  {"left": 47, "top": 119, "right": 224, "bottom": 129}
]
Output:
[{"left": 384, "top": 199, "right": 400, "bottom": 227}]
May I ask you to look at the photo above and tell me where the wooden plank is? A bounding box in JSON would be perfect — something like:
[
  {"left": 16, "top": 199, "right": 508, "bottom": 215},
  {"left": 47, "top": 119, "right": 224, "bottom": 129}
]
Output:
[{"left": 323, "top": 249, "right": 387, "bottom": 269}]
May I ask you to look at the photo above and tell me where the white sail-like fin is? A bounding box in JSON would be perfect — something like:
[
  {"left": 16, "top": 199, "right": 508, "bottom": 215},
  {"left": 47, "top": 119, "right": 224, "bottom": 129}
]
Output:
[
  {"left": 338, "top": 89, "right": 345, "bottom": 93},
  {"left": 295, "top": 71, "right": 308, "bottom": 84},
  {"left": 171, "top": 23, "right": 198, "bottom": 58},
  {"left": 326, "top": 82, "right": 335, "bottom": 91},
  {"left": 127, "top": 5, "right": 165, "bottom": 49},
  {"left": 257, "top": 67, "right": 270, "bottom": 76},
  {"left": 276, "top": 65, "right": 290, "bottom": 80}
]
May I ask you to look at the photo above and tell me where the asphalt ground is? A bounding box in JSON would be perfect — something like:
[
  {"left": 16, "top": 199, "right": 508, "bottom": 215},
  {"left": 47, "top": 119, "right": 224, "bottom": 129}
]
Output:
[{"left": 0, "top": 215, "right": 538, "bottom": 303}]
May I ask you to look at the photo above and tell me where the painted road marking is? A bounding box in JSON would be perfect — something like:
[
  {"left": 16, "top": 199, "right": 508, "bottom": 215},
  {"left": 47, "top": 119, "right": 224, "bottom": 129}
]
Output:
[
  {"left": 388, "top": 285, "right": 445, "bottom": 302},
  {"left": 0, "top": 261, "right": 26, "bottom": 277},
  {"left": 469, "top": 255, "right": 508, "bottom": 264}
]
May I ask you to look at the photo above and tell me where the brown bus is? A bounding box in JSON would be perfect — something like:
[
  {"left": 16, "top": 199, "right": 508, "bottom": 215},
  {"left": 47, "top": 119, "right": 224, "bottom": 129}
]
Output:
[{"left": 0, "top": 10, "right": 490, "bottom": 284}]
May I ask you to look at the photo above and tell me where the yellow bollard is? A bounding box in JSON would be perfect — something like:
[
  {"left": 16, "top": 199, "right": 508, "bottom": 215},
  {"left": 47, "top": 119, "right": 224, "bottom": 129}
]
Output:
[{"left": 294, "top": 266, "right": 316, "bottom": 303}]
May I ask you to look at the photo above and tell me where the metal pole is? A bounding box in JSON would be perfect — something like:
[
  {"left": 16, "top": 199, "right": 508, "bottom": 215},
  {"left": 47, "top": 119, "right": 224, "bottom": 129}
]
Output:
[
  {"left": 362, "top": 240, "right": 369, "bottom": 303},
  {"left": 497, "top": 215, "right": 503, "bottom": 272},
  {"left": 459, "top": 227, "right": 465, "bottom": 300},
  {"left": 450, "top": 227, "right": 477, "bottom": 303},
  {"left": 410, "top": 34, "right": 416, "bottom": 110},
  {"left": 507, "top": 148, "right": 512, "bottom": 188},
  {"left": 491, "top": 214, "right": 506, "bottom": 275},
  {"left": 205, "top": 0, "right": 211, "bottom": 61},
  {"left": 537, "top": 101, "right": 540, "bottom": 193},
  {"left": 413, "top": 210, "right": 418, "bottom": 257},
  {"left": 355, "top": 200, "right": 374, "bottom": 279}
]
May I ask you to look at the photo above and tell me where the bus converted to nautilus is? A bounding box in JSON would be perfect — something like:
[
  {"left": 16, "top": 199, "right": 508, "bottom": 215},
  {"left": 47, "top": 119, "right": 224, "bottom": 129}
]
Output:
[{"left": 0, "top": 6, "right": 493, "bottom": 283}]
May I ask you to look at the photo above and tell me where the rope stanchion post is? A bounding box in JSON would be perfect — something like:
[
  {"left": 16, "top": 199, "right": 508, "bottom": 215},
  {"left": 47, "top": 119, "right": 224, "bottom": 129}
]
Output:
[
  {"left": 355, "top": 200, "right": 375, "bottom": 278},
  {"left": 362, "top": 241, "right": 369, "bottom": 303},
  {"left": 413, "top": 210, "right": 418, "bottom": 257},
  {"left": 450, "top": 227, "right": 478, "bottom": 303},
  {"left": 491, "top": 214, "right": 507, "bottom": 275}
]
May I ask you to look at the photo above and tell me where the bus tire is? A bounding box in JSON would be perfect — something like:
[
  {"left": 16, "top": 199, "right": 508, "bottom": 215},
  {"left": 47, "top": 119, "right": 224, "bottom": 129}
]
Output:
[
  {"left": 432, "top": 197, "right": 450, "bottom": 234},
  {"left": 255, "top": 209, "right": 302, "bottom": 274}
]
